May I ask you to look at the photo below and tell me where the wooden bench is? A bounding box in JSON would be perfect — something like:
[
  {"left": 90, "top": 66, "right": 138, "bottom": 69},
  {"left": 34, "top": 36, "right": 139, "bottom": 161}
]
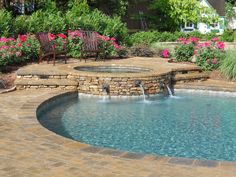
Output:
[
  {"left": 79, "top": 30, "right": 103, "bottom": 62},
  {"left": 36, "top": 32, "right": 67, "bottom": 65}
]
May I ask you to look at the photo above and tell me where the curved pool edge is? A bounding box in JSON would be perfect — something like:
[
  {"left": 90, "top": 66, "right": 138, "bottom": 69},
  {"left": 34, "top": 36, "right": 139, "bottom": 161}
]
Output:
[{"left": 34, "top": 89, "right": 236, "bottom": 169}]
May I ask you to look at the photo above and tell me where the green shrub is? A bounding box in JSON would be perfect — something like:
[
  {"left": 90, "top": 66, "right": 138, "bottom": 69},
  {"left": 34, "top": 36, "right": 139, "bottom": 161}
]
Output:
[
  {"left": 13, "top": 16, "right": 29, "bottom": 35},
  {"left": 65, "top": 2, "right": 128, "bottom": 42},
  {"left": 175, "top": 43, "right": 195, "bottom": 62},
  {"left": 0, "top": 10, "right": 13, "bottom": 37},
  {"left": 196, "top": 45, "right": 224, "bottom": 71},
  {"left": 220, "top": 50, "right": 236, "bottom": 80},
  {"left": 13, "top": 10, "right": 66, "bottom": 35},
  {"left": 129, "top": 44, "right": 155, "bottom": 57},
  {"left": 129, "top": 31, "right": 160, "bottom": 46},
  {"left": 67, "top": 30, "right": 121, "bottom": 59},
  {"left": 0, "top": 35, "right": 39, "bottom": 66},
  {"left": 220, "top": 29, "right": 234, "bottom": 42},
  {"left": 150, "top": 42, "right": 174, "bottom": 57}
]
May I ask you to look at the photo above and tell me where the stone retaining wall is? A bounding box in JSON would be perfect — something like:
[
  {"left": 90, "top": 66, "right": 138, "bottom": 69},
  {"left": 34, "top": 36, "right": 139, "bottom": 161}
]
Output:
[
  {"left": 17, "top": 73, "right": 172, "bottom": 96},
  {"left": 74, "top": 74, "right": 172, "bottom": 96}
]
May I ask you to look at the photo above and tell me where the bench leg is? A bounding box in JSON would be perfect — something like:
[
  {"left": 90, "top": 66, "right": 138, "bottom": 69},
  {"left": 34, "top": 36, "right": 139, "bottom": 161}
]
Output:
[
  {"left": 39, "top": 49, "right": 43, "bottom": 64},
  {"left": 53, "top": 52, "right": 56, "bottom": 66},
  {"left": 95, "top": 52, "right": 98, "bottom": 61},
  {"left": 64, "top": 54, "right": 67, "bottom": 64}
]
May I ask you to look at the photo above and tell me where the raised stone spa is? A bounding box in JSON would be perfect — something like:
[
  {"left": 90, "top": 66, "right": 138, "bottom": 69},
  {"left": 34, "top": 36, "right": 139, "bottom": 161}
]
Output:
[{"left": 15, "top": 57, "right": 209, "bottom": 96}]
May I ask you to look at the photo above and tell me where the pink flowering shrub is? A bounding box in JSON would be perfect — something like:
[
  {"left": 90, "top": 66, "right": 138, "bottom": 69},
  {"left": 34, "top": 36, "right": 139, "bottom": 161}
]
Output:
[
  {"left": 175, "top": 37, "right": 197, "bottom": 62},
  {"left": 67, "top": 30, "right": 121, "bottom": 58},
  {"left": 195, "top": 38, "right": 225, "bottom": 70},
  {"left": 175, "top": 36, "right": 225, "bottom": 70},
  {"left": 0, "top": 34, "right": 39, "bottom": 66}
]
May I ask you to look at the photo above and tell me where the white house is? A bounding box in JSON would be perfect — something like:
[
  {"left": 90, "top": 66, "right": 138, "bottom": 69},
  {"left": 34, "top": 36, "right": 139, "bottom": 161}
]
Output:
[
  {"left": 228, "top": 7, "right": 236, "bottom": 30},
  {"left": 181, "top": 0, "right": 225, "bottom": 34}
]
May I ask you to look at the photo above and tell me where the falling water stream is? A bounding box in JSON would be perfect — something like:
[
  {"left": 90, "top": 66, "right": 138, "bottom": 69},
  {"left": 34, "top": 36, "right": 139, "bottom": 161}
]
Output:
[
  {"left": 139, "top": 84, "right": 146, "bottom": 101},
  {"left": 166, "top": 85, "right": 173, "bottom": 96}
]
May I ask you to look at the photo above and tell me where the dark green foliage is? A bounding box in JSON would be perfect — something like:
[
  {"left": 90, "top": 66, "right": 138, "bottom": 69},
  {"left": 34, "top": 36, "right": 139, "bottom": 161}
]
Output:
[
  {"left": 129, "top": 45, "right": 155, "bottom": 57},
  {"left": 0, "top": 10, "right": 13, "bottom": 37}
]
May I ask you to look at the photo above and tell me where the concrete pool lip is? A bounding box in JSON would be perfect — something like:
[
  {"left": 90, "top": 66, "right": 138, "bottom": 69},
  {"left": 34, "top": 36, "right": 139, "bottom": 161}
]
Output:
[
  {"left": 36, "top": 90, "right": 236, "bottom": 168},
  {"left": 1, "top": 89, "right": 236, "bottom": 176},
  {"left": 74, "top": 65, "right": 152, "bottom": 73}
]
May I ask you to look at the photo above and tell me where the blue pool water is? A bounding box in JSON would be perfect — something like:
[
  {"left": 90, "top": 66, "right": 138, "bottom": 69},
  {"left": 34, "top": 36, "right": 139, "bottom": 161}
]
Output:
[{"left": 38, "top": 91, "right": 236, "bottom": 161}]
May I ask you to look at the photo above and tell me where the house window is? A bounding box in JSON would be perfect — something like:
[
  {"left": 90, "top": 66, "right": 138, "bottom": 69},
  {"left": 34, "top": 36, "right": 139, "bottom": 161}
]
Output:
[
  {"left": 186, "top": 23, "right": 194, "bottom": 28},
  {"left": 210, "top": 23, "right": 218, "bottom": 28}
]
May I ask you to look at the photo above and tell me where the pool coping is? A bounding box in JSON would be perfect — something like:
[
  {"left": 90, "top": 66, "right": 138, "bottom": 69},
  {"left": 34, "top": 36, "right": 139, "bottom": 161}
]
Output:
[{"left": 32, "top": 89, "right": 236, "bottom": 170}]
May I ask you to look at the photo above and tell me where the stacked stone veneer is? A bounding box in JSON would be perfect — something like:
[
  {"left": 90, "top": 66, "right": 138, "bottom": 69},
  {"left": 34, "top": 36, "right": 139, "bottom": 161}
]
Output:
[
  {"left": 74, "top": 74, "right": 172, "bottom": 96},
  {"left": 16, "top": 73, "right": 172, "bottom": 96}
]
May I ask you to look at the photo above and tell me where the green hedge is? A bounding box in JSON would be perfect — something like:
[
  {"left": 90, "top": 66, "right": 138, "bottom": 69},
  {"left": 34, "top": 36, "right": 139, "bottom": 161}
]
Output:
[{"left": 129, "top": 30, "right": 234, "bottom": 46}]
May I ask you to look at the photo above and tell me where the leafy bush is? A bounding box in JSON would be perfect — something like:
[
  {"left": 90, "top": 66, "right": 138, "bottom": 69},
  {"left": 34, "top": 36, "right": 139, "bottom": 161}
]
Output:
[
  {"left": 220, "top": 29, "right": 234, "bottom": 42},
  {"left": 195, "top": 38, "right": 225, "bottom": 71},
  {"left": 65, "top": 2, "right": 128, "bottom": 42},
  {"left": 175, "top": 37, "right": 198, "bottom": 62},
  {"left": 13, "top": 10, "right": 66, "bottom": 35},
  {"left": 67, "top": 30, "right": 121, "bottom": 58},
  {"left": 129, "top": 31, "right": 160, "bottom": 46},
  {"left": 196, "top": 41, "right": 225, "bottom": 70},
  {"left": 220, "top": 50, "right": 236, "bottom": 80},
  {"left": 0, "top": 10, "right": 13, "bottom": 37},
  {"left": 129, "top": 45, "right": 155, "bottom": 57},
  {"left": 0, "top": 35, "right": 39, "bottom": 66},
  {"left": 150, "top": 42, "right": 174, "bottom": 58},
  {"left": 175, "top": 43, "right": 195, "bottom": 62}
]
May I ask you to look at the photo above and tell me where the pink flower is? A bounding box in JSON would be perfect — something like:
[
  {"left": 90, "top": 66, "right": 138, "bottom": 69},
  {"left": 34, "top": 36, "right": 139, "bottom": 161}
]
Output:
[
  {"left": 17, "top": 43, "right": 22, "bottom": 47},
  {"left": 111, "top": 37, "right": 116, "bottom": 41},
  {"left": 57, "top": 33, "right": 67, "bottom": 39},
  {"left": 188, "top": 36, "right": 199, "bottom": 43},
  {"left": 68, "top": 30, "right": 81, "bottom": 39},
  {"left": 18, "top": 35, "right": 27, "bottom": 42},
  {"left": 0, "top": 45, "right": 10, "bottom": 50},
  {"left": 206, "top": 59, "right": 210, "bottom": 64},
  {"left": 48, "top": 33, "right": 56, "bottom": 41},
  {"left": 211, "top": 37, "right": 219, "bottom": 42},
  {"left": 26, "top": 43, "right": 30, "bottom": 47},
  {"left": 203, "top": 42, "right": 210, "bottom": 47},
  {"left": 161, "top": 49, "right": 170, "bottom": 58},
  {"left": 15, "top": 51, "right": 22, "bottom": 57},
  {"left": 213, "top": 58, "right": 217, "bottom": 64},
  {"left": 216, "top": 41, "right": 224, "bottom": 50},
  {"left": 0, "top": 37, "right": 9, "bottom": 42}
]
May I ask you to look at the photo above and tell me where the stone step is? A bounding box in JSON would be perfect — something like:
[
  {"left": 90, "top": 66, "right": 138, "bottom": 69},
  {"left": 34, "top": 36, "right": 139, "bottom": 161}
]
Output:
[
  {"left": 172, "top": 67, "right": 202, "bottom": 75},
  {"left": 15, "top": 78, "right": 78, "bottom": 89},
  {"left": 17, "top": 69, "right": 68, "bottom": 77},
  {"left": 175, "top": 83, "right": 236, "bottom": 92},
  {"left": 173, "top": 73, "right": 209, "bottom": 83}
]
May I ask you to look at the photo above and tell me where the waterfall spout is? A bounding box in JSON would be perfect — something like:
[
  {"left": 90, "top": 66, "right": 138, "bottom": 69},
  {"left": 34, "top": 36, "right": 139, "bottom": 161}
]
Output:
[
  {"left": 166, "top": 85, "right": 174, "bottom": 97},
  {"left": 134, "top": 80, "right": 146, "bottom": 101}
]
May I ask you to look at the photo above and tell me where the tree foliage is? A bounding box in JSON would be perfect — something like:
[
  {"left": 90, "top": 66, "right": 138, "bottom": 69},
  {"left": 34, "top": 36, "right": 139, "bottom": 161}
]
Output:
[{"left": 150, "top": 0, "right": 219, "bottom": 26}]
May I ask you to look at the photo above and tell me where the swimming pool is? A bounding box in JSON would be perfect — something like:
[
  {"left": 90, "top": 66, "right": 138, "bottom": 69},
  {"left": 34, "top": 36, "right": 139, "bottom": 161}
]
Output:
[{"left": 38, "top": 91, "right": 236, "bottom": 161}]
